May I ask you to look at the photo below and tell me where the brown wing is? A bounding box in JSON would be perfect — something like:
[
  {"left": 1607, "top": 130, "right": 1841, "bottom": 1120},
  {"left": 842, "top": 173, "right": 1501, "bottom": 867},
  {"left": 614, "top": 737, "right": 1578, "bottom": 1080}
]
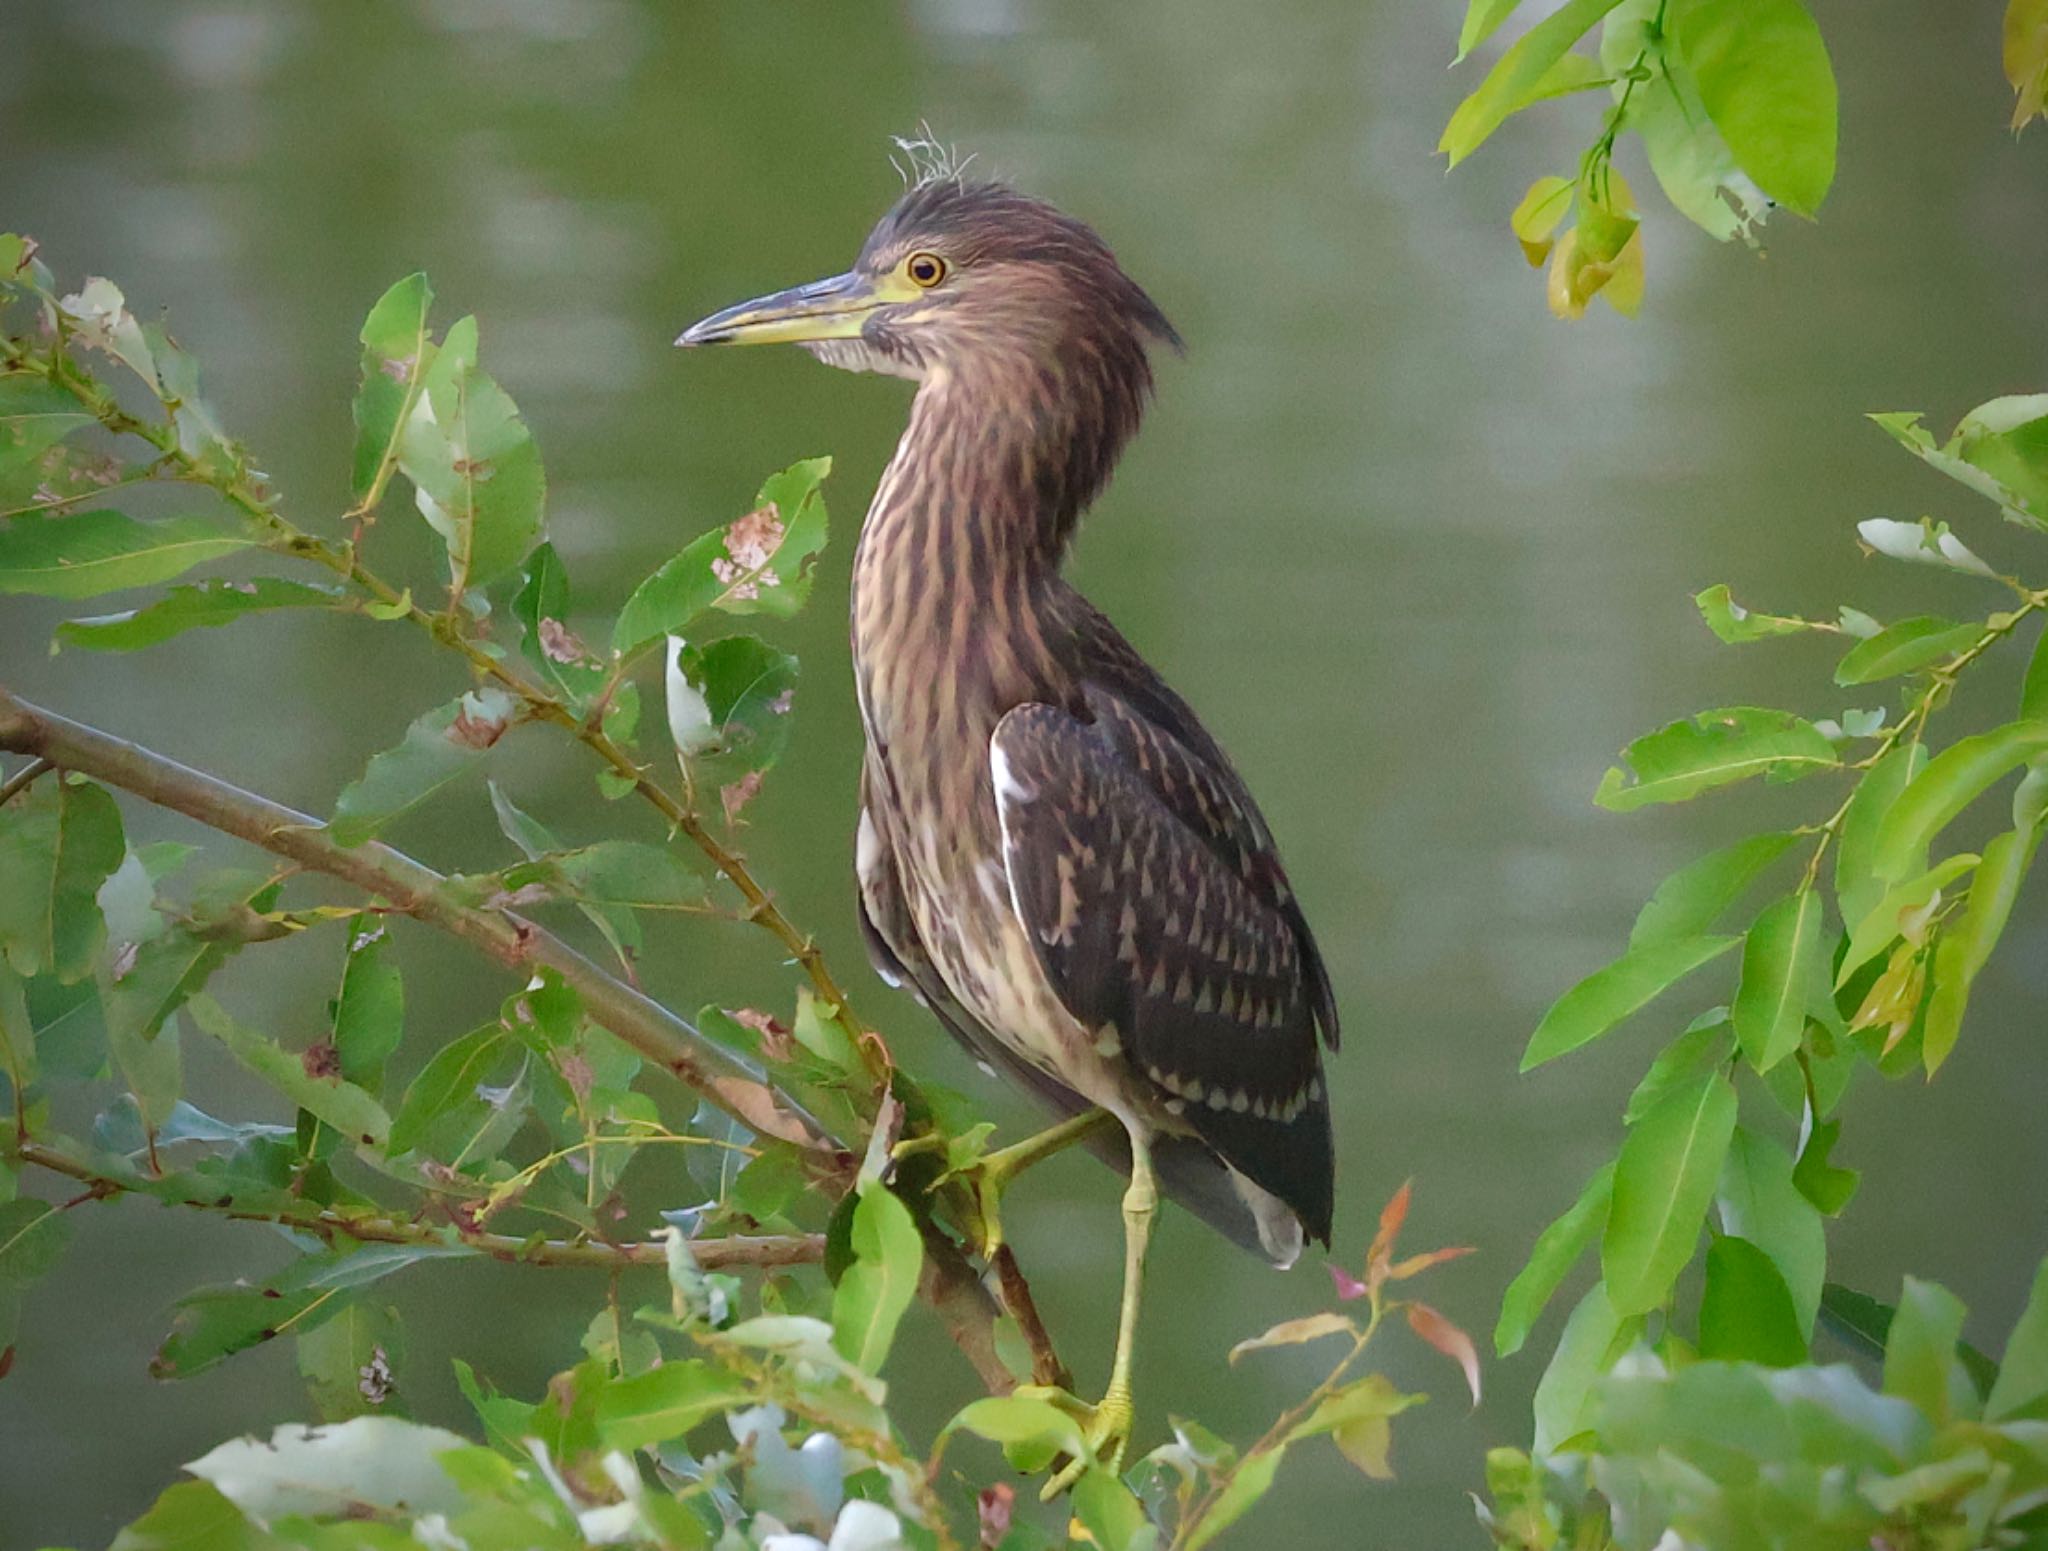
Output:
[{"left": 991, "top": 696, "right": 1335, "bottom": 1245}]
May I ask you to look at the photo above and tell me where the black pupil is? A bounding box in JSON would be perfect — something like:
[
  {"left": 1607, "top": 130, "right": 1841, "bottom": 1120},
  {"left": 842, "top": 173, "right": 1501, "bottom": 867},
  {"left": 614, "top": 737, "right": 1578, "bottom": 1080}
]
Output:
[{"left": 913, "top": 258, "right": 938, "bottom": 282}]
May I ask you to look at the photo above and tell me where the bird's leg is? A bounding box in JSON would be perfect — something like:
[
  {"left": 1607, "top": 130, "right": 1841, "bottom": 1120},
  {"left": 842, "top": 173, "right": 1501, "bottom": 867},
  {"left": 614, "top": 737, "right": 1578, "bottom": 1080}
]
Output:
[
  {"left": 1041, "top": 1130, "right": 1156, "bottom": 1498},
  {"left": 964, "top": 1107, "right": 1115, "bottom": 1258}
]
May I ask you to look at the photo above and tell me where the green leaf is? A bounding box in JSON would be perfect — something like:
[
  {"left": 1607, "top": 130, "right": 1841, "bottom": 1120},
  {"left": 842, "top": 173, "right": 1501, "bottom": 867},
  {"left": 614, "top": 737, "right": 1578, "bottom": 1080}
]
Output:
[
  {"left": 1670, "top": 0, "right": 1836, "bottom": 215},
  {"left": 1698, "top": 1235, "right": 1807, "bottom": 1365},
  {"left": 831, "top": 1177, "right": 923, "bottom": 1372},
  {"left": 593, "top": 1359, "right": 748, "bottom": 1450},
  {"left": 330, "top": 689, "right": 518, "bottom": 847},
  {"left": 1595, "top": 707, "right": 1838, "bottom": 812},
  {"left": 350, "top": 273, "right": 435, "bottom": 504},
  {"left": 0, "top": 1197, "right": 72, "bottom": 1285},
  {"left": 396, "top": 314, "right": 545, "bottom": 593},
  {"left": 612, "top": 457, "right": 833, "bottom": 651},
  {"left": 1181, "top": 1444, "right": 1284, "bottom": 1551},
  {"left": 512, "top": 543, "right": 607, "bottom": 708},
  {"left": 1870, "top": 720, "right": 2048, "bottom": 883},
  {"left": 1456, "top": 0, "right": 1526, "bottom": 60},
  {"left": 1602, "top": 1070, "right": 1739, "bottom": 1316},
  {"left": 108, "top": 1482, "right": 263, "bottom": 1551},
  {"left": 1496, "top": 1160, "right": 1613, "bottom": 1357},
  {"left": 1440, "top": 0, "right": 1629, "bottom": 165},
  {"left": 1693, "top": 584, "right": 1814, "bottom": 643},
  {"left": 387, "top": 1024, "right": 508, "bottom": 1158},
  {"left": 1923, "top": 826, "right": 2042, "bottom": 1073},
  {"left": 2025, "top": 626, "right": 2048, "bottom": 720},
  {"left": 1793, "top": 1115, "right": 1859, "bottom": 1215},
  {"left": 0, "top": 773, "right": 125, "bottom": 982},
  {"left": 1717, "top": 1126, "right": 1824, "bottom": 1336},
  {"left": 1074, "top": 1470, "right": 1154, "bottom": 1551},
  {"left": 53, "top": 577, "right": 341, "bottom": 652},
  {"left": 0, "top": 509, "right": 256, "bottom": 598},
  {"left": 1883, "top": 1275, "right": 1971, "bottom": 1425},
  {"left": 1987, "top": 1256, "right": 2048, "bottom": 1421},
  {"left": 189, "top": 995, "right": 391, "bottom": 1149},
  {"left": 1731, "top": 891, "right": 1829, "bottom": 1073},
  {"left": 945, "top": 1394, "right": 1088, "bottom": 1457},
  {"left": 669, "top": 634, "right": 801, "bottom": 775},
  {"left": 0, "top": 371, "right": 95, "bottom": 507},
  {"left": 1532, "top": 1282, "right": 1639, "bottom": 1454},
  {"left": 298, "top": 1299, "right": 404, "bottom": 1420},
  {"left": 486, "top": 783, "right": 641, "bottom": 972},
  {"left": 1857, "top": 516, "right": 1997, "bottom": 577},
  {"left": 1520, "top": 934, "right": 1737, "bottom": 1070},
  {"left": 1832, "top": 616, "right": 1980, "bottom": 685},
  {"left": 1631, "top": 832, "right": 1798, "bottom": 948},
  {"left": 1626, "top": 1012, "right": 1734, "bottom": 1122},
  {"left": 333, "top": 915, "right": 403, "bottom": 1092},
  {"left": 1835, "top": 744, "right": 1923, "bottom": 924}
]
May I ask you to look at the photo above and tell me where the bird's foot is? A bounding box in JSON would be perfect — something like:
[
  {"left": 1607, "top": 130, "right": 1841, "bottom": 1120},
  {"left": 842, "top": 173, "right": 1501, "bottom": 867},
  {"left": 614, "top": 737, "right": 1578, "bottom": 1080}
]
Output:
[{"left": 1017, "top": 1383, "right": 1136, "bottom": 1499}]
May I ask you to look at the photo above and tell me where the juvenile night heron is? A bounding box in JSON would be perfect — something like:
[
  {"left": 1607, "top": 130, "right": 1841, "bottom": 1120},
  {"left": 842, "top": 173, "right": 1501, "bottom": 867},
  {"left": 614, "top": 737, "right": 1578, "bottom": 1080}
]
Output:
[{"left": 678, "top": 154, "right": 1338, "bottom": 1473}]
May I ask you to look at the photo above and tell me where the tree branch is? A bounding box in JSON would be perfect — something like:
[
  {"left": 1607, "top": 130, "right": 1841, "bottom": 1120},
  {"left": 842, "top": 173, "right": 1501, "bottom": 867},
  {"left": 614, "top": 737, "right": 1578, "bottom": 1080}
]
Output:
[
  {"left": 0, "top": 686, "right": 1056, "bottom": 1393},
  {"left": 12, "top": 1138, "right": 822, "bottom": 1270},
  {"left": 0, "top": 684, "right": 835, "bottom": 1156}
]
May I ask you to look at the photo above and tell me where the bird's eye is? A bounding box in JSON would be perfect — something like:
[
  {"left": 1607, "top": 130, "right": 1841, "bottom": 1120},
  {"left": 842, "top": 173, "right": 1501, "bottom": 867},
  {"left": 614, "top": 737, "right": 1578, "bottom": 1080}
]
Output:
[{"left": 905, "top": 253, "right": 947, "bottom": 288}]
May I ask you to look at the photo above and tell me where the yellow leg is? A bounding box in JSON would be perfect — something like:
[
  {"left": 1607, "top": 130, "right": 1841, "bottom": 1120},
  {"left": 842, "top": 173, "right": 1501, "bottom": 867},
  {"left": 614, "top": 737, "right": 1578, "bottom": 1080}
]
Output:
[
  {"left": 970, "top": 1108, "right": 1116, "bottom": 1256},
  {"left": 1042, "top": 1129, "right": 1155, "bottom": 1496}
]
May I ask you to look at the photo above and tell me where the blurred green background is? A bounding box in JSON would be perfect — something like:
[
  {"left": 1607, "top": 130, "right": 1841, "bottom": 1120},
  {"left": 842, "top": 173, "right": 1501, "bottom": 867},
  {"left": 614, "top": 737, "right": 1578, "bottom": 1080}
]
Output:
[{"left": 3, "top": 2, "right": 2045, "bottom": 1546}]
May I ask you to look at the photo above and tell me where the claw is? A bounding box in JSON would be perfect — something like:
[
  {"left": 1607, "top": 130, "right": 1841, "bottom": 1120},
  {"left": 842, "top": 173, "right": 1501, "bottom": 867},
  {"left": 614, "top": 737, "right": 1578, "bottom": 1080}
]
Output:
[{"left": 1024, "top": 1385, "right": 1136, "bottom": 1499}]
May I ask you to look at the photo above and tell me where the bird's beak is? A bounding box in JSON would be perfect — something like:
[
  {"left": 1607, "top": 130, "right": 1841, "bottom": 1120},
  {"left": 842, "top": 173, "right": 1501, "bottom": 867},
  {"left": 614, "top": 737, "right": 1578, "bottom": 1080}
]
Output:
[{"left": 675, "top": 270, "right": 881, "bottom": 348}]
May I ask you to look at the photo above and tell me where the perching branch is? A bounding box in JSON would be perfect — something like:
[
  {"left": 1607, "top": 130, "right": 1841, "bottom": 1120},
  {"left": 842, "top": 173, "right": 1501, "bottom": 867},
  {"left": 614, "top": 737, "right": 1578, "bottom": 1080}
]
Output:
[{"left": 11, "top": 1138, "right": 823, "bottom": 1271}]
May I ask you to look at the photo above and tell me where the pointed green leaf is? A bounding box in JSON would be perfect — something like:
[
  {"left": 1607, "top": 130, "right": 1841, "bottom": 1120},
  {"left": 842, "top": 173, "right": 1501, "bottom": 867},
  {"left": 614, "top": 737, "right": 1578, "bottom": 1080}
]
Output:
[
  {"left": 330, "top": 689, "right": 517, "bottom": 846},
  {"left": 1595, "top": 707, "right": 1838, "bottom": 812},
  {"left": 1603, "top": 1070, "right": 1738, "bottom": 1315},
  {"left": 594, "top": 1359, "right": 749, "bottom": 1450},
  {"left": 1717, "top": 1126, "right": 1824, "bottom": 1336},
  {"left": 1693, "top": 584, "right": 1814, "bottom": 643},
  {"left": 1533, "top": 1282, "right": 1639, "bottom": 1454},
  {"left": 1698, "top": 1235, "right": 1807, "bottom": 1365},
  {"left": 1626, "top": 1012, "right": 1734, "bottom": 1122},
  {"left": 0, "top": 1197, "right": 72, "bottom": 1285},
  {"left": 1456, "top": 0, "right": 1528, "bottom": 60},
  {"left": 512, "top": 542, "right": 606, "bottom": 707},
  {"left": 1922, "top": 826, "right": 2042, "bottom": 1075},
  {"left": 612, "top": 457, "right": 832, "bottom": 651},
  {"left": 189, "top": 995, "right": 390, "bottom": 1149},
  {"left": 1835, "top": 744, "right": 1923, "bottom": 924},
  {"left": 298, "top": 1299, "right": 405, "bottom": 1420},
  {"left": 0, "top": 510, "right": 256, "bottom": 598},
  {"left": 1670, "top": 0, "right": 1836, "bottom": 215},
  {"left": 1871, "top": 721, "right": 2048, "bottom": 883},
  {"left": 1521, "top": 934, "right": 1737, "bottom": 1070},
  {"left": 333, "top": 914, "right": 403, "bottom": 1092},
  {"left": 1440, "top": 0, "right": 1629, "bottom": 165},
  {"left": 1631, "top": 832, "right": 1798, "bottom": 948},
  {"left": 1496, "top": 1160, "right": 1613, "bottom": 1357},
  {"left": 0, "top": 773, "right": 124, "bottom": 983},
  {"left": 54, "top": 577, "right": 341, "bottom": 652},
  {"left": 487, "top": 782, "right": 639, "bottom": 970},
  {"left": 1988, "top": 1257, "right": 2048, "bottom": 1421},
  {"left": 1181, "top": 1443, "right": 1285, "bottom": 1551},
  {"left": 1883, "top": 1276, "right": 1970, "bottom": 1425},
  {"left": 350, "top": 273, "right": 435, "bottom": 503},
  {"left": 1731, "top": 891, "right": 1829, "bottom": 1073},
  {"left": 386, "top": 1024, "right": 509, "bottom": 1158},
  {"left": 1833, "top": 616, "right": 1980, "bottom": 685},
  {"left": 831, "top": 1177, "right": 923, "bottom": 1373}
]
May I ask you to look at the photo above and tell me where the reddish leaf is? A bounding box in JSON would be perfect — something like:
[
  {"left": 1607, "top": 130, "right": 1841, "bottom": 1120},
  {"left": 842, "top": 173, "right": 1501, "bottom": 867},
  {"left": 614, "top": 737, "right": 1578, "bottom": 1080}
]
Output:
[
  {"left": 978, "top": 1483, "right": 1014, "bottom": 1548},
  {"left": 1329, "top": 1264, "right": 1370, "bottom": 1302},
  {"left": 1388, "top": 1246, "right": 1477, "bottom": 1281},
  {"left": 1405, "top": 1302, "right": 1482, "bottom": 1407},
  {"left": 1366, "top": 1179, "right": 1413, "bottom": 1292}
]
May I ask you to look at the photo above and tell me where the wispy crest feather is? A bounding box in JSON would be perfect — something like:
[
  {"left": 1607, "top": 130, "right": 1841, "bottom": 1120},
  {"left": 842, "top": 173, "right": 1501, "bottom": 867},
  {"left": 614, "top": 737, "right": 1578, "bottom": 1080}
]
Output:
[{"left": 889, "top": 124, "right": 977, "bottom": 190}]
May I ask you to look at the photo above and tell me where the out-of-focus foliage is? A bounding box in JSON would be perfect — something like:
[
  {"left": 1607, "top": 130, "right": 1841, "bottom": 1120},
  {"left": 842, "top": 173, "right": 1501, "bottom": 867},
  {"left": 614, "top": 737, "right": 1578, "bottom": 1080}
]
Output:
[
  {"left": 1, "top": 243, "right": 1478, "bottom": 1549},
  {"left": 1484, "top": 391, "right": 2048, "bottom": 1548},
  {"left": 1446, "top": 0, "right": 2041, "bottom": 315}
]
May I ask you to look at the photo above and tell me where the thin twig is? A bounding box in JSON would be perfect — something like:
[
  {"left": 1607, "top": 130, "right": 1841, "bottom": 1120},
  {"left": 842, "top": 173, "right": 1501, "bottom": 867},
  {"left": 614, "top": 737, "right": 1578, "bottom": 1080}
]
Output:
[
  {"left": 0, "top": 755, "right": 53, "bottom": 807},
  {"left": 11, "top": 1138, "right": 821, "bottom": 1270}
]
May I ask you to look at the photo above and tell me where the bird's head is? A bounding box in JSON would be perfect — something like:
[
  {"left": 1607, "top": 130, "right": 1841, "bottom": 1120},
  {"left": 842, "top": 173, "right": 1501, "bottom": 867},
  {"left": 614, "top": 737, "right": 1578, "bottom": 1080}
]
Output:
[{"left": 677, "top": 165, "right": 1180, "bottom": 390}]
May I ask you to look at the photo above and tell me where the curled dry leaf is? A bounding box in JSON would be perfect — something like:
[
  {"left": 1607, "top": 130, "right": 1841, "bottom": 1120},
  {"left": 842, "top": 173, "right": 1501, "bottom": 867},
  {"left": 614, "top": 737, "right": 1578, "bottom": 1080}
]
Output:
[{"left": 1228, "top": 1310, "right": 1357, "bottom": 1364}]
